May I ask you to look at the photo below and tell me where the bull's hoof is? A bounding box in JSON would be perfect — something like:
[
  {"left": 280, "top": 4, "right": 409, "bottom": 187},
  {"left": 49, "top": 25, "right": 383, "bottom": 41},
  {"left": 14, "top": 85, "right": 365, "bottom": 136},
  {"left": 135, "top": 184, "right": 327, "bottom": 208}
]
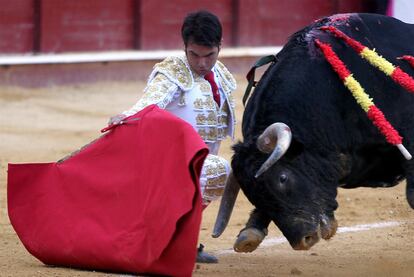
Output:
[{"left": 234, "top": 227, "right": 267, "bottom": 253}]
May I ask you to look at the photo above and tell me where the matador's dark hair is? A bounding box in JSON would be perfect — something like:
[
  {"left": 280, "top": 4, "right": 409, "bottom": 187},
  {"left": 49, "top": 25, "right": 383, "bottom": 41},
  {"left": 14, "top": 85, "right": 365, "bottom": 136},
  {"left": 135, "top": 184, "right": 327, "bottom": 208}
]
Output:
[{"left": 181, "top": 10, "right": 222, "bottom": 47}]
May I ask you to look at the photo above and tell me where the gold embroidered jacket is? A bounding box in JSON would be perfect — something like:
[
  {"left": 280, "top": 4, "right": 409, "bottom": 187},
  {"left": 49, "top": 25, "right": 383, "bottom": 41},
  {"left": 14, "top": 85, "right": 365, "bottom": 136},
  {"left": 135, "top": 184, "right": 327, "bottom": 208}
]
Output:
[{"left": 123, "top": 56, "right": 237, "bottom": 146}]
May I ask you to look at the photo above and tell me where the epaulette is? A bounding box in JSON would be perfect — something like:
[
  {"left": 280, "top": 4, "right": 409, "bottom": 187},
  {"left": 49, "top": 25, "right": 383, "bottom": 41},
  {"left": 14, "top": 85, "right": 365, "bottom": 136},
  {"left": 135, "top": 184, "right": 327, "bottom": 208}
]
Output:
[
  {"left": 216, "top": 60, "right": 237, "bottom": 93},
  {"left": 148, "top": 56, "right": 194, "bottom": 91}
]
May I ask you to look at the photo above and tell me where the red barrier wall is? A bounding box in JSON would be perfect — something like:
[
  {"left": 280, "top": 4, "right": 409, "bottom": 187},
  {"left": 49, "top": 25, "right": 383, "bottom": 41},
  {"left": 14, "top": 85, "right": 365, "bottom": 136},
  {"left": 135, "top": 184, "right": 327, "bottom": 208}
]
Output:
[
  {"left": 140, "top": 0, "right": 234, "bottom": 50},
  {"left": 0, "top": 0, "right": 35, "bottom": 53},
  {"left": 0, "top": 0, "right": 373, "bottom": 54},
  {"left": 40, "top": 0, "right": 135, "bottom": 52}
]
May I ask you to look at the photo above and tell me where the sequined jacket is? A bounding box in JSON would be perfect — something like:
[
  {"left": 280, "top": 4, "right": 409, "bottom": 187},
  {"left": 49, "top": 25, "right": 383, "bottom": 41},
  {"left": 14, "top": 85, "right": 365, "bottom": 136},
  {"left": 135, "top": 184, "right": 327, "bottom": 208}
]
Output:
[{"left": 122, "top": 56, "right": 237, "bottom": 153}]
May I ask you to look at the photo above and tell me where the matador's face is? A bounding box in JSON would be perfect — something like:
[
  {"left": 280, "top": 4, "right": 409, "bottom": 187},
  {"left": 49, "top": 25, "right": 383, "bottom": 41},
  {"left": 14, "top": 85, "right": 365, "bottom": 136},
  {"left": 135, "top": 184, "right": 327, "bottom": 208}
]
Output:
[{"left": 185, "top": 42, "right": 220, "bottom": 77}]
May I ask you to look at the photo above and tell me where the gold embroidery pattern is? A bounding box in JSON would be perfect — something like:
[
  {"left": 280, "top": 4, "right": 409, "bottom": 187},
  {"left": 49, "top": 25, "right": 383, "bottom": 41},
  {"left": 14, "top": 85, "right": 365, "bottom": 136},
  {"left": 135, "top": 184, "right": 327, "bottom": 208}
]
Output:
[
  {"left": 218, "top": 116, "right": 227, "bottom": 126},
  {"left": 197, "top": 128, "right": 218, "bottom": 142},
  {"left": 134, "top": 74, "right": 178, "bottom": 110},
  {"left": 193, "top": 98, "right": 215, "bottom": 110},
  {"left": 216, "top": 60, "right": 237, "bottom": 92},
  {"left": 194, "top": 96, "right": 231, "bottom": 141},
  {"left": 217, "top": 127, "right": 227, "bottom": 140},
  {"left": 206, "top": 175, "right": 227, "bottom": 187},
  {"left": 218, "top": 109, "right": 228, "bottom": 125},
  {"left": 201, "top": 154, "right": 229, "bottom": 202},
  {"left": 204, "top": 155, "right": 227, "bottom": 176},
  {"left": 154, "top": 56, "right": 193, "bottom": 90},
  {"left": 196, "top": 111, "right": 217, "bottom": 125},
  {"left": 203, "top": 187, "right": 225, "bottom": 200},
  {"left": 199, "top": 82, "right": 211, "bottom": 93},
  {"left": 225, "top": 94, "right": 236, "bottom": 130}
]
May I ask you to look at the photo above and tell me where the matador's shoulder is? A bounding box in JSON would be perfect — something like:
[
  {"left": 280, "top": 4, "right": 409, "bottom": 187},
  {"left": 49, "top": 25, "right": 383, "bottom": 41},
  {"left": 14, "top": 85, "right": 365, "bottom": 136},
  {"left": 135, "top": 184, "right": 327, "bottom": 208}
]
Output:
[
  {"left": 215, "top": 60, "right": 237, "bottom": 92},
  {"left": 149, "top": 56, "right": 194, "bottom": 91}
]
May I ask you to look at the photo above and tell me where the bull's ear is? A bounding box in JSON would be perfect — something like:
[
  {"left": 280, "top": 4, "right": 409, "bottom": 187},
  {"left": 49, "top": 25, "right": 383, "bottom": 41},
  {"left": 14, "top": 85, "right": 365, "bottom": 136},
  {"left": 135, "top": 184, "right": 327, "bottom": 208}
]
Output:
[{"left": 284, "top": 138, "right": 304, "bottom": 159}]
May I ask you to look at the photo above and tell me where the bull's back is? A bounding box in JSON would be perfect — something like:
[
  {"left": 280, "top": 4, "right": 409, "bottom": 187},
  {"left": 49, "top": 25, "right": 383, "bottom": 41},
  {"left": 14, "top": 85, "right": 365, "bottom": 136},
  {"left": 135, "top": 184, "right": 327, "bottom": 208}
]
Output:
[{"left": 242, "top": 13, "right": 414, "bottom": 142}]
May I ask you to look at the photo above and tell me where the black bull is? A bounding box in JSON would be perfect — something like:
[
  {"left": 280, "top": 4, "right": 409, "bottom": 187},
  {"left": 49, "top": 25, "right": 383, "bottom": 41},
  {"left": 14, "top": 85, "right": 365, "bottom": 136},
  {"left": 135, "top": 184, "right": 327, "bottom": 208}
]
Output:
[{"left": 213, "top": 13, "right": 414, "bottom": 251}]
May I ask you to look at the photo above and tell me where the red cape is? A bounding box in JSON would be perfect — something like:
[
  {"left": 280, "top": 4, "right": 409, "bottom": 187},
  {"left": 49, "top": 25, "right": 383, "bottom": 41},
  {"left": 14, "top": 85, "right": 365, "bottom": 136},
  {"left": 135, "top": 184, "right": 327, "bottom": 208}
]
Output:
[{"left": 8, "top": 105, "right": 208, "bottom": 276}]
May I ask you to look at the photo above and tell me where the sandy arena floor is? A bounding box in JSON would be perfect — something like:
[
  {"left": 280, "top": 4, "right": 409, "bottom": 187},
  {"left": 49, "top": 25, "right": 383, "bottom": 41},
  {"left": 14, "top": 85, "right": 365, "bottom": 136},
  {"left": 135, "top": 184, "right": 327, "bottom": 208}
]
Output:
[{"left": 1, "top": 76, "right": 413, "bottom": 276}]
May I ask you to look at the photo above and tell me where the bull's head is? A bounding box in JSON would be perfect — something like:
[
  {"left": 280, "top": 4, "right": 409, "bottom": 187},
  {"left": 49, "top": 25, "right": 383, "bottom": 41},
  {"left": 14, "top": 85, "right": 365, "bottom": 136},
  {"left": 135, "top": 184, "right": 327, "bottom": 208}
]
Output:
[{"left": 214, "top": 122, "right": 339, "bottom": 250}]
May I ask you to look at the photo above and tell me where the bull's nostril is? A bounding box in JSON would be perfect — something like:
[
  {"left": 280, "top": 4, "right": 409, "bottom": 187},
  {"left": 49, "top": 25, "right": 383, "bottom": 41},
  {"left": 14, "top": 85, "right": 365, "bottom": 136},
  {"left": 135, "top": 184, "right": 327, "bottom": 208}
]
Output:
[
  {"left": 304, "top": 235, "right": 313, "bottom": 245},
  {"left": 301, "top": 232, "right": 320, "bottom": 249},
  {"left": 293, "top": 232, "right": 321, "bottom": 250}
]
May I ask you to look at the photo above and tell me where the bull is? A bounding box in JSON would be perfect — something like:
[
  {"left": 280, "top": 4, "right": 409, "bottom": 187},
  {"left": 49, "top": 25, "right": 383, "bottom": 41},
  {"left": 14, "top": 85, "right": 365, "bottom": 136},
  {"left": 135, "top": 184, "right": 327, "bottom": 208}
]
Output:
[{"left": 213, "top": 13, "right": 414, "bottom": 252}]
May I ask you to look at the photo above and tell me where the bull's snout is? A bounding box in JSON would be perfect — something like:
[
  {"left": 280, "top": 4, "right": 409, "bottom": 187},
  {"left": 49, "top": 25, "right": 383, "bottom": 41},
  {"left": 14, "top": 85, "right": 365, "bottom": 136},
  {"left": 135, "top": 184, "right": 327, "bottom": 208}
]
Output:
[
  {"left": 292, "top": 231, "right": 321, "bottom": 250},
  {"left": 291, "top": 217, "right": 338, "bottom": 250}
]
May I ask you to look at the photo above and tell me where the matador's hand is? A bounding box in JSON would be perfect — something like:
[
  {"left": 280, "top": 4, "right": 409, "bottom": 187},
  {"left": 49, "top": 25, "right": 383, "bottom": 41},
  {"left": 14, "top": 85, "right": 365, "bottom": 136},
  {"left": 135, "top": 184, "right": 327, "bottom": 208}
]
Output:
[{"left": 108, "top": 114, "right": 127, "bottom": 125}]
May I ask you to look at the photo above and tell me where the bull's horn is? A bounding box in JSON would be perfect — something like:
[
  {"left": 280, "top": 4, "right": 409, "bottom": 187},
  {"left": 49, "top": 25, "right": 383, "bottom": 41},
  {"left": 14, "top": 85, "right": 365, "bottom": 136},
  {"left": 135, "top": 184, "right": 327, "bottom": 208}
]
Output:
[
  {"left": 212, "top": 171, "right": 240, "bottom": 238},
  {"left": 255, "top": 123, "right": 292, "bottom": 178}
]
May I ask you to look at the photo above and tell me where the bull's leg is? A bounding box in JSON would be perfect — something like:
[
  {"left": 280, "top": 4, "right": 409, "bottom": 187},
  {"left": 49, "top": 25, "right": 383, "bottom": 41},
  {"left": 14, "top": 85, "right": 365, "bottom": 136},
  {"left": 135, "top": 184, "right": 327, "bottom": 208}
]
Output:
[
  {"left": 401, "top": 134, "right": 414, "bottom": 209},
  {"left": 398, "top": 59, "right": 414, "bottom": 207},
  {"left": 404, "top": 161, "right": 414, "bottom": 209},
  {"left": 233, "top": 208, "right": 271, "bottom": 253}
]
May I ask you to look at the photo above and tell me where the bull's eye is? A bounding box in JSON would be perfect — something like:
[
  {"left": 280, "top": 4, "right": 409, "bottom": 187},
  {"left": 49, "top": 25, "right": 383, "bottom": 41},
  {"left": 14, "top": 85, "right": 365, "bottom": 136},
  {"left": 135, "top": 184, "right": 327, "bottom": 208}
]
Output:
[{"left": 279, "top": 174, "right": 288, "bottom": 183}]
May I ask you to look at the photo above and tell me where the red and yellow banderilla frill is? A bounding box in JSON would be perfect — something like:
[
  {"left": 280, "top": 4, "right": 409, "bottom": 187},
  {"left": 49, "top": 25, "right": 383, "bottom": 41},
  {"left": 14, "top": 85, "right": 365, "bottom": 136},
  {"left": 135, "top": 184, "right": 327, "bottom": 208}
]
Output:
[
  {"left": 320, "top": 26, "right": 414, "bottom": 94},
  {"left": 398, "top": 55, "right": 414, "bottom": 68},
  {"left": 315, "top": 39, "right": 412, "bottom": 160}
]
